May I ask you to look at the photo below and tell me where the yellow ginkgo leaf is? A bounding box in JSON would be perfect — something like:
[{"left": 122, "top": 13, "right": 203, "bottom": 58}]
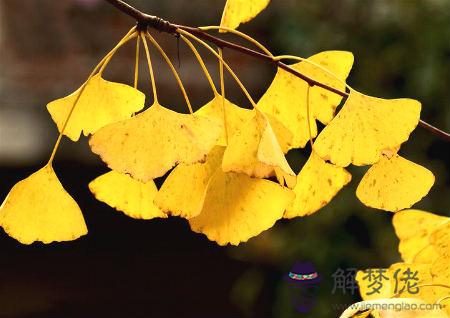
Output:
[
  {"left": 220, "top": 0, "right": 270, "bottom": 31},
  {"left": 196, "top": 94, "right": 253, "bottom": 146},
  {"left": 356, "top": 155, "right": 434, "bottom": 212},
  {"left": 196, "top": 95, "right": 293, "bottom": 151},
  {"left": 88, "top": 170, "right": 166, "bottom": 220},
  {"left": 392, "top": 209, "right": 449, "bottom": 263},
  {"left": 89, "top": 103, "right": 221, "bottom": 182},
  {"left": 412, "top": 245, "right": 440, "bottom": 265},
  {"left": 314, "top": 91, "right": 421, "bottom": 167},
  {"left": 258, "top": 51, "right": 354, "bottom": 149},
  {"left": 430, "top": 222, "right": 450, "bottom": 314},
  {"left": 430, "top": 221, "right": 450, "bottom": 257},
  {"left": 0, "top": 165, "right": 87, "bottom": 244},
  {"left": 47, "top": 73, "right": 145, "bottom": 142},
  {"left": 284, "top": 152, "right": 351, "bottom": 218},
  {"left": 265, "top": 112, "right": 294, "bottom": 153},
  {"left": 222, "top": 109, "right": 296, "bottom": 188},
  {"left": 430, "top": 254, "right": 450, "bottom": 316},
  {"left": 189, "top": 168, "right": 294, "bottom": 246},
  {"left": 154, "top": 146, "right": 225, "bottom": 219}
]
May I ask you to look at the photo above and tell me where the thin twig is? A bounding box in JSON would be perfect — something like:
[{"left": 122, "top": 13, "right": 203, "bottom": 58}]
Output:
[{"left": 103, "top": 0, "right": 450, "bottom": 142}]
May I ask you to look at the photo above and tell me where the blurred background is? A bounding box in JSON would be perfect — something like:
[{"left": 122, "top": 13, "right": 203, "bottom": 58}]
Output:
[{"left": 0, "top": 0, "right": 449, "bottom": 317}]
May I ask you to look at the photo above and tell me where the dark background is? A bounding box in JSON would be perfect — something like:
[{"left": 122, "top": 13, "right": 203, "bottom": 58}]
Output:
[{"left": 0, "top": 1, "right": 449, "bottom": 317}]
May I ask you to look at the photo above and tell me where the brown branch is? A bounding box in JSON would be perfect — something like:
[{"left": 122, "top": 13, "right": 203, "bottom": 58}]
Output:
[
  {"left": 418, "top": 119, "right": 450, "bottom": 141},
  {"left": 104, "top": 0, "right": 450, "bottom": 142}
]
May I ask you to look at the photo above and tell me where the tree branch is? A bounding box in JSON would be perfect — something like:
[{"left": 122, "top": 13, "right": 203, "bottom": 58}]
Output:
[{"left": 104, "top": 0, "right": 450, "bottom": 142}]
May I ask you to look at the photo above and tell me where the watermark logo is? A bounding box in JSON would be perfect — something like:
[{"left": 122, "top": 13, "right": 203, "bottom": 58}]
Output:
[
  {"left": 359, "top": 267, "right": 420, "bottom": 296},
  {"left": 331, "top": 267, "right": 358, "bottom": 295},
  {"left": 285, "top": 263, "right": 427, "bottom": 314},
  {"left": 285, "top": 261, "right": 321, "bottom": 313}
]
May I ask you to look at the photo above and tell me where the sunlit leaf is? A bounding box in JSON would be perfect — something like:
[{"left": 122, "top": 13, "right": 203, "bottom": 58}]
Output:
[
  {"left": 220, "top": 0, "right": 270, "bottom": 30},
  {"left": 154, "top": 146, "right": 225, "bottom": 219},
  {"left": 196, "top": 94, "right": 253, "bottom": 146},
  {"left": 89, "top": 170, "right": 166, "bottom": 220},
  {"left": 258, "top": 51, "right": 354, "bottom": 149},
  {"left": 430, "top": 222, "right": 450, "bottom": 316},
  {"left": 430, "top": 220, "right": 450, "bottom": 258},
  {"left": 0, "top": 165, "right": 87, "bottom": 244},
  {"left": 222, "top": 109, "right": 296, "bottom": 188},
  {"left": 430, "top": 254, "right": 450, "bottom": 316},
  {"left": 47, "top": 73, "right": 145, "bottom": 141},
  {"left": 357, "top": 155, "right": 434, "bottom": 212},
  {"left": 265, "top": 112, "right": 294, "bottom": 153},
  {"left": 189, "top": 165, "right": 294, "bottom": 246},
  {"left": 357, "top": 209, "right": 450, "bottom": 317},
  {"left": 89, "top": 102, "right": 221, "bottom": 182},
  {"left": 196, "top": 96, "right": 293, "bottom": 152},
  {"left": 315, "top": 91, "right": 421, "bottom": 167},
  {"left": 392, "top": 209, "right": 449, "bottom": 263},
  {"left": 284, "top": 152, "right": 351, "bottom": 218}
]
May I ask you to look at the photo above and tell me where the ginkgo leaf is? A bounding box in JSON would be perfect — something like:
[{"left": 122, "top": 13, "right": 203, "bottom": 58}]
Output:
[
  {"left": 0, "top": 165, "right": 87, "bottom": 244},
  {"left": 430, "top": 254, "right": 450, "bottom": 316},
  {"left": 47, "top": 73, "right": 145, "bottom": 142},
  {"left": 258, "top": 51, "right": 354, "bottom": 149},
  {"left": 154, "top": 146, "right": 225, "bottom": 219},
  {"left": 89, "top": 102, "right": 221, "bottom": 182},
  {"left": 357, "top": 210, "right": 450, "bottom": 318},
  {"left": 88, "top": 170, "right": 166, "bottom": 220},
  {"left": 392, "top": 209, "right": 449, "bottom": 263},
  {"left": 412, "top": 245, "right": 440, "bottom": 265},
  {"left": 430, "top": 221, "right": 450, "bottom": 257},
  {"left": 314, "top": 91, "right": 421, "bottom": 167},
  {"left": 189, "top": 167, "right": 294, "bottom": 246},
  {"left": 222, "top": 109, "right": 296, "bottom": 188},
  {"left": 196, "top": 95, "right": 293, "bottom": 152},
  {"left": 284, "top": 152, "right": 351, "bottom": 218},
  {"left": 265, "top": 112, "right": 294, "bottom": 153},
  {"left": 356, "top": 156, "right": 434, "bottom": 212},
  {"left": 220, "top": 0, "right": 270, "bottom": 31},
  {"left": 429, "top": 221, "right": 450, "bottom": 315},
  {"left": 195, "top": 94, "right": 253, "bottom": 146}
]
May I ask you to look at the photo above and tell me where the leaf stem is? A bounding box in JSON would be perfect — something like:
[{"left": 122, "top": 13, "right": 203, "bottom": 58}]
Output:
[
  {"left": 391, "top": 283, "right": 450, "bottom": 298},
  {"left": 145, "top": 32, "right": 193, "bottom": 114},
  {"left": 101, "top": 0, "right": 450, "bottom": 142},
  {"left": 180, "top": 35, "right": 218, "bottom": 96},
  {"left": 199, "top": 26, "right": 273, "bottom": 57},
  {"left": 436, "top": 295, "right": 450, "bottom": 305},
  {"left": 178, "top": 29, "right": 257, "bottom": 109},
  {"left": 218, "top": 47, "right": 229, "bottom": 144},
  {"left": 141, "top": 33, "right": 158, "bottom": 104},
  {"left": 99, "top": 31, "right": 137, "bottom": 74},
  {"left": 47, "top": 27, "right": 137, "bottom": 165},
  {"left": 275, "top": 55, "right": 351, "bottom": 91},
  {"left": 134, "top": 35, "right": 140, "bottom": 89},
  {"left": 306, "top": 85, "right": 314, "bottom": 150}
]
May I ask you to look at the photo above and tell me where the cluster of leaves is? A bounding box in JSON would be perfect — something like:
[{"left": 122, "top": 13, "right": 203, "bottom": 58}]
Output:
[
  {"left": 0, "top": 0, "right": 436, "bottom": 247},
  {"left": 1, "top": 0, "right": 448, "bottom": 315},
  {"left": 340, "top": 209, "right": 449, "bottom": 318}
]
